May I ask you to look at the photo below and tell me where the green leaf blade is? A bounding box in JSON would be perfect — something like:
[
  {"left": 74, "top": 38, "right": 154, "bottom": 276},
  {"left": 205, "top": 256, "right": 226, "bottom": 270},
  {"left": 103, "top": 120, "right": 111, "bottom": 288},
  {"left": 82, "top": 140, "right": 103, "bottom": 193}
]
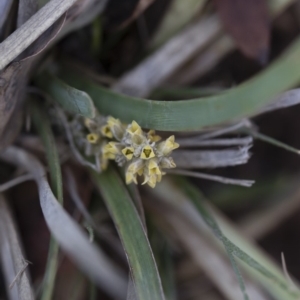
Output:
[
  {"left": 35, "top": 72, "right": 96, "bottom": 118},
  {"left": 173, "top": 177, "right": 300, "bottom": 300},
  {"left": 31, "top": 101, "right": 63, "bottom": 300},
  {"left": 58, "top": 36, "right": 300, "bottom": 131},
  {"left": 91, "top": 167, "right": 165, "bottom": 300}
]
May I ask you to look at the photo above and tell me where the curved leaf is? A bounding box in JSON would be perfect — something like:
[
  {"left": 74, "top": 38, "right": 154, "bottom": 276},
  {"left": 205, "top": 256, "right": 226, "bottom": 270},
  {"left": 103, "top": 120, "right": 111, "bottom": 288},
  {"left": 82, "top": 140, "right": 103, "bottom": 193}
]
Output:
[
  {"left": 58, "top": 36, "right": 300, "bottom": 131},
  {"left": 35, "top": 72, "right": 96, "bottom": 118},
  {"left": 153, "top": 178, "right": 300, "bottom": 300}
]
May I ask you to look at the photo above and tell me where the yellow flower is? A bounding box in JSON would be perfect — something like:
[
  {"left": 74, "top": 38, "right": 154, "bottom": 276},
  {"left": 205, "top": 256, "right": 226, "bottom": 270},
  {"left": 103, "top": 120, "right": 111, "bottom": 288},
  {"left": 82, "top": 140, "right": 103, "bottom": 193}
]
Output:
[
  {"left": 122, "top": 147, "right": 135, "bottom": 160},
  {"left": 84, "top": 118, "right": 97, "bottom": 131},
  {"left": 127, "top": 121, "right": 143, "bottom": 136},
  {"left": 142, "top": 175, "right": 156, "bottom": 188},
  {"left": 142, "top": 159, "right": 164, "bottom": 188},
  {"left": 100, "top": 154, "right": 108, "bottom": 170},
  {"left": 101, "top": 124, "right": 113, "bottom": 139},
  {"left": 146, "top": 159, "right": 161, "bottom": 176},
  {"left": 102, "top": 142, "right": 121, "bottom": 159},
  {"left": 131, "top": 134, "right": 145, "bottom": 146},
  {"left": 126, "top": 172, "right": 138, "bottom": 185},
  {"left": 140, "top": 145, "right": 155, "bottom": 160},
  {"left": 107, "top": 116, "right": 121, "bottom": 128},
  {"left": 160, "top": 157, "right": 176, "bottom": 169},
  {"left": 147, "top": 130, "right": 161, "bottom": 142},
  {"left": 86, "top": 133, "right": 100, "bottom": 144},
  {"left": 157, "top": 135, "right": 179, "bottom": 156},
  {"left": 142, "top": 174, "right": 158, "bottom": 188},
  {"left": 125, "top": 160, "right": 144, "bottom": 184},
  {"left": 107, "top": 117, "right": 124, "bottom": 140}
]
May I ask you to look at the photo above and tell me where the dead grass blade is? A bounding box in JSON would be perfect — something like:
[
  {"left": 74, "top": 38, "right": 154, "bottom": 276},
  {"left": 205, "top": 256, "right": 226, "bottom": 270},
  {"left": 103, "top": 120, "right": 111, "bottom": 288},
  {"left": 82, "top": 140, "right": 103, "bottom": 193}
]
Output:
[
  {"left": 151, "top": 179, "right": 300, "bottom": 300},
  {"left": 170, "top": 0, "right": 295, "bottom": 85},
  {"left": 0, "top": 146, "right": 127, "bottom": 299},
  {"left": 0, "top": 194, "right": 34, "bottom": 300},
  {"left": 17, "top": 0, "right": 38, "bottom": 28},
  {"left": 146, "top": 196, "right": 268, "bottom": 300},
  {"left": 176, "top": 136, "right": 253, "bottom": 148},
  {"left": 112, "top": 16, "right": 221, "bottom": 97},
  {"left": 0, "top": 0, "right": 14, "bottom": 38},
  {"left": 0, "top": 0, "right": 78, "bottom": 70},
  {"left": 0, "top": 174, "right": 34, "bottom": 192},
  {"left": 173, "top": 146, "right": 251, "bottom": 169},
  {"left": 168, "top": 169, "right": 255, "bottom": 187}
]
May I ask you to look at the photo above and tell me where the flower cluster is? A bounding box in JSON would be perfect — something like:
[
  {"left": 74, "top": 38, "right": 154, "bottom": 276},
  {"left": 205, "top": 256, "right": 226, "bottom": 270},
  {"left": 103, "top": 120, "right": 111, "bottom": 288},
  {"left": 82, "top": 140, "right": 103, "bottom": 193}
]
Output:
[{"left": 72, "top": 113, "right": 179, "bottom": 188}]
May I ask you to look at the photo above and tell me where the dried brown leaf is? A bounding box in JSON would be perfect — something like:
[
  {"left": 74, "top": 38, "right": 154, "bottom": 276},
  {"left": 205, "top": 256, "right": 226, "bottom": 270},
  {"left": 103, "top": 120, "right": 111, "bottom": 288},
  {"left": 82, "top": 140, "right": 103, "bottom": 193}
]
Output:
[
  {"left": 214, "top": 0, "right": 270, "bottom": 62},
  {"left": 0, "top": 1, "right": 72, "bottom": 146},
  {"left": 0, "top": 62, "right": 27, "bottom": 143}
]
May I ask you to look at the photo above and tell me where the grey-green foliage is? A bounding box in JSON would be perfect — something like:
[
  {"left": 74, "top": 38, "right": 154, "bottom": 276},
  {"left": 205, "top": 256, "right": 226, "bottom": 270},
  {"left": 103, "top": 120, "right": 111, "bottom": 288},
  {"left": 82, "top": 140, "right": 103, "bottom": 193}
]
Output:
[
  {"left": 91, "top": 167, "right": 166, "bottom": 300},
  {"left": 54, "top": 36, "right": 300, "bottom": 131}
]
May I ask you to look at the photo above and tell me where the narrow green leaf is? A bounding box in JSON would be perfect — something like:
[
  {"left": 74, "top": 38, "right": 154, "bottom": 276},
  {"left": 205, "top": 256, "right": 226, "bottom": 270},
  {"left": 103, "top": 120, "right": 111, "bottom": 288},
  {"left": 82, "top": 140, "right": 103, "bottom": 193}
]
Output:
[
  {"left": 170, "top": 178, "right": 249, "bottom": 300},
  {"left": 31, "top": 101, "right": 63, "bottom": 300},
  {"left": 150, "top": 230, "right": 176, "bottom": 300},
  {"left": 91, "top": 166, "right": 165, "bottom": 300},
  {"left": 150, "top": 0, "right": 206, "bottom": 49},
  {"left": 35, "top": 72, "right": 96, "bottom": 118},
  {"left": 58, "top": 36, "right": 300, "bottom": 131},
  {"left": 172, "top": 177, "right": 300, "bottom": 299}
]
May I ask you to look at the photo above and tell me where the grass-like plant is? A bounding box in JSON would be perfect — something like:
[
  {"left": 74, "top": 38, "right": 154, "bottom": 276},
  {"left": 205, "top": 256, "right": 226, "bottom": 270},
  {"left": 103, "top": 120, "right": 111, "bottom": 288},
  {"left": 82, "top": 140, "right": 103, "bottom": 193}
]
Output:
[{"left": 1, "top": 1, "right": 300, "bottom": 300}]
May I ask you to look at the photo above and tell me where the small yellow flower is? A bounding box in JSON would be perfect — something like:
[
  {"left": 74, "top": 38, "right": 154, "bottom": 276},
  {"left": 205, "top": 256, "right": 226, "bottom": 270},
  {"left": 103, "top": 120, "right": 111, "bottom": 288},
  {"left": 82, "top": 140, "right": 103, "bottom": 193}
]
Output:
[
  {"left": 100, "top": 154, "right": 109, "bottom": 170},
  {"left": 157, "top": 135, "right": 179, "bottom": 156},
  {"left": 77, "top": 112, "right": 178, "bottom": 187},
  {"left": 107, "top": 117, "right": 124, "bottom": 140},
  {"left": 131, "top": 134, "right": 145, "bottom": 146},
  {"left": 147, "top": 130, "right": 161, "bottom": 142},
  {"left": 126, "top": 172, "right": 138, "bottom": 185},
  {"left": 127, "top": 121, "right": 143, "bottom": 136},
  {"left": 86, "top": 133, "right": 100, "bottom": 144},
  {"left": 160, "top": 157, "right": 176, "bottom": 169},
  {"left": 101, "top": 125, "right": 113, "bottom": 139},
  {"left": 84, "top": 118, "right": 97, "bottom": 130},
  {"left": 102, "top": 142, "right": 121, "bottom": 159},
  {"left": 146, "top": 159, "right": 161, "bottom": 176},
  {"left": 107, "top": 116, "right": 121, "bottom": 128},
  {"left": 142, "top": 174, "right": 157, "bottom": 188},
  {"left": 140, "top": 145, "right": 155, "bottom": 160},
  {"left": 122, "top": 147, "right": 135, "bottom": 160},
  {"left": 125, "top": 160, "right": 144, "bottom": 184}
]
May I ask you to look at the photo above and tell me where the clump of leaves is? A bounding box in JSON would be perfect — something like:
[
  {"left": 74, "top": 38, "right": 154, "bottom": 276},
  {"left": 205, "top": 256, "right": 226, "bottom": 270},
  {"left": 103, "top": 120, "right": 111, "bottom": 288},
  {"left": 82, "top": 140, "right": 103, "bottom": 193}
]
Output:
[{"left": 1, "top": 0, "right": 300, "bottom": 300}]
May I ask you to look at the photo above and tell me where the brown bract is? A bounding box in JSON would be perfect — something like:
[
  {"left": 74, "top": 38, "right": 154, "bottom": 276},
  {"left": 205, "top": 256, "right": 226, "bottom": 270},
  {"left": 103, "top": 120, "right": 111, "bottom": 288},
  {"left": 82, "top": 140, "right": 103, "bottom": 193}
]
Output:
[{"left": 214, "top": 0, "right": 270, "bottom": 63}]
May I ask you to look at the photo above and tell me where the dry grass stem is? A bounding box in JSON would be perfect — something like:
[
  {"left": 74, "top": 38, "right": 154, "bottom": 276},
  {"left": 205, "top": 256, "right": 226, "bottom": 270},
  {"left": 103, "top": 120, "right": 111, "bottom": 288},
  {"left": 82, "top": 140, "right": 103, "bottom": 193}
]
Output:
[
  {"left": 0, "top": 174, "right": 34, "bottom": 192},
  {"left": 146, "top": 199, "right": 268, "bottom": 300},
  {"left": 168, "top": 169, "right": 254, "bottom": 187},
  {"left": 0, "top": 0, "right": 79, "bottom": 70},
  {"left": 112, "top": 16, "right": 221, "bottom": 97}
]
